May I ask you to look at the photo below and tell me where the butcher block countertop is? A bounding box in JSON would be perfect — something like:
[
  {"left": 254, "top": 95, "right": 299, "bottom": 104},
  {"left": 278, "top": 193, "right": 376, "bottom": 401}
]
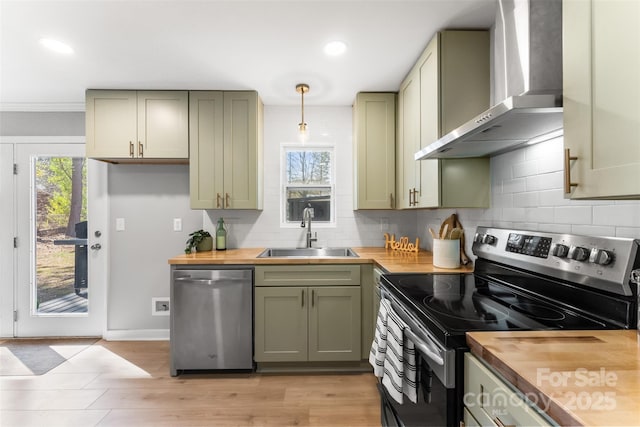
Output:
[
  {"left": 168, "top": 247, "right": 474, "bottom": 274},
  {"left": 467, "top": 330, "right": 640, "bottom": 426}
]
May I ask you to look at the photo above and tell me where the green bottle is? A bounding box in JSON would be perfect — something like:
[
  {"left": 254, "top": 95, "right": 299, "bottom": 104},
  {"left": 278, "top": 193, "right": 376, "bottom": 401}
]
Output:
[{"left": 216, "top": 218, "right": 227, "bottom": 251}]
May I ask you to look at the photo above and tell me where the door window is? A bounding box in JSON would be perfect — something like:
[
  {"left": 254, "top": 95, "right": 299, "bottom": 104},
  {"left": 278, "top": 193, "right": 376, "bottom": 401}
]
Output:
[{"left": 33, "top": 156, "right": 87, "bottom": 314}]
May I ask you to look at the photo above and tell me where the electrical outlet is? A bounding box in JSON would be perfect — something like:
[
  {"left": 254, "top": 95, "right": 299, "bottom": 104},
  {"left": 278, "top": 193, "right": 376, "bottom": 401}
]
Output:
[
  {"left": 116, "top": 217, "right": 125, "bottom": 231},
  {"left": 152, "top": 297, "right": 170, "bottom": 316},
  {"left": 173, "top": 218, "right": 182, "bottom": 232}
]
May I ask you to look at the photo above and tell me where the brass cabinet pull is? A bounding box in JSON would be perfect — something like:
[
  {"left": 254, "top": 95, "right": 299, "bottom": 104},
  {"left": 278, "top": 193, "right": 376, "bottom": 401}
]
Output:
[
  {"left": 301, "top": 289, "right": 305, "bottom": 307},
  {"left": 564, "top": 148, "right": 578, "bottom": 194},
  {"left": 225, "top": 193, "right": 230, "bottom": 208},
  {"left": 216, "top": 193, "right": 221, "bottom": 209},
  {"left": 138, "top": 141, "right": 143, "bottom": 158},
  {"left": 409, "top": 188, "right": 418, "bottom": 206},
  {"left": 129, "top": 141, "right": 134, "bottom": 158}
]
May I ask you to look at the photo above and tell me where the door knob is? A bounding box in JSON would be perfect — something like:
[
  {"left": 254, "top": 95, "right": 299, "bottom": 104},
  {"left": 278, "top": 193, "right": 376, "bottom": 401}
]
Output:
[{"left": 91, "top": 243, "right": 102, "bottom": 250}]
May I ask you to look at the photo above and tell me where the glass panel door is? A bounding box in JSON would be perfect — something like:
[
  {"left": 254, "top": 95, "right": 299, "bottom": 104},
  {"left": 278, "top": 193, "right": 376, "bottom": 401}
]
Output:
[
  {"left": 34, "top": 156, "right": 88, "bottom": 314},
  {"left": 15, "top": 143, "right": 104, "bottom": 337}
]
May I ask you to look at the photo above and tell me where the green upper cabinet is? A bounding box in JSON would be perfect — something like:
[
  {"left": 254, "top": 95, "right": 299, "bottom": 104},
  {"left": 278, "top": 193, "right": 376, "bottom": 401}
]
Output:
[
  {"left": 86, "top": 90, "right": 189, "bottom": 160},
  {"left": 353, "top": 92, "right": 396, "bottom": 209},
  {"left": 563, "top": 0, "right": 640, "bottom": 199},
  {"left": 397, "top": 30, "right": 491, "bottom": 209},
  {"left": 189, "top": 91, "right": 264, "bottom": 209}
]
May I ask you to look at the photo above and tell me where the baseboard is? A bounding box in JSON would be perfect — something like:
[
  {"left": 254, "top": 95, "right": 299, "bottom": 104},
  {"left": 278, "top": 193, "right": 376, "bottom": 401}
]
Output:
[{"left": 103, "top": 329, "right": 169, "bottom": 341}]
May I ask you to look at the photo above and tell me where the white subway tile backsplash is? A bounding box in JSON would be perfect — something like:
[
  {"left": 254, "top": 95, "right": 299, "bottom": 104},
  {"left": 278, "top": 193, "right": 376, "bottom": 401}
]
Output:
[
  {"left": 593, "top": 205, "right": 640, "bottom": 227},
  {"left": 571, "top": 225, "right": 616, "bottom": 237},
  {"left": 615, "top": 227, "right": 640, "bottom": 239},
  {"left": 524, "top": 137, "right": 563, "bottom": 160},
  {"left": 537, "top": 223, "right": 572, "bottom": 234},
  {"left": 525, "top": 171, "right": 562, "bottom": 191},
  {"left": 502, "top": 207, "right": 527, "bottom": 222},
  {"left": 502, "top": 178, "right": 526, "bottom": 194},
  {"left": 512, "top": 161, "right": 538, "bottom": 178},
  {"left": 453, "top": 135, "right": 637, "bottom": 237},
  {"left": 554, "top": 206, "right": 592, "bottom": 224},
  {"left": 525, "top": 207, "right": 554, "bottom": 223},
  {"left": 513, "top": 192, "right": 540, "bottom": 207},
  {"left": 538, "top": 189, "right": 570, "bottom": 207}
]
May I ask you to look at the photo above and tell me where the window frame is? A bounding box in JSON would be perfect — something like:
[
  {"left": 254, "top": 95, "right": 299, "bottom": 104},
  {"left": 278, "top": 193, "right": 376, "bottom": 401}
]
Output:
[{"left": 280, "top": 143, "right": 336, "bottom": 228}]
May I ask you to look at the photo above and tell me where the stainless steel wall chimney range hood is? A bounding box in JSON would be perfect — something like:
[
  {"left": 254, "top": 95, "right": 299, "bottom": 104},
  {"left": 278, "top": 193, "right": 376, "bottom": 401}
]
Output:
[{"left": 415, "top": 0, "right": 563, "bottom": 160}]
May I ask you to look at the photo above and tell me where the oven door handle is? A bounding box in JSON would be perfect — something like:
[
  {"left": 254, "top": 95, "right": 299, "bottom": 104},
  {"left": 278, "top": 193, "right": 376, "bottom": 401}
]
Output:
[{"left": 404, "top": 328, "right": 444, "bottom": 366}]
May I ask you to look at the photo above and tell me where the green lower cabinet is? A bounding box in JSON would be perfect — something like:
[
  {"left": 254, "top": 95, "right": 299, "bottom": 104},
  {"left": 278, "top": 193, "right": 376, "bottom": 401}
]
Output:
[
  {"left": 308, "top": 286, "right": 361, "bottom": 362},
  {"left": 254, "top": 286, "right": 308, "bottom": 362},
  {"left": 254, "top": 286, "right": 361, "bottom": 363}
]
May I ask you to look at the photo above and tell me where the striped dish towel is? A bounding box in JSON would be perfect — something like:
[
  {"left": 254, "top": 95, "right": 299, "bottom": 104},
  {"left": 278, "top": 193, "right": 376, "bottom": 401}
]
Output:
[
  {"left": 381, "top": 305, "right": 417, "bottom": 404},
  {"left": 369, "top": 298, "right": 390, "bottom": 377}
]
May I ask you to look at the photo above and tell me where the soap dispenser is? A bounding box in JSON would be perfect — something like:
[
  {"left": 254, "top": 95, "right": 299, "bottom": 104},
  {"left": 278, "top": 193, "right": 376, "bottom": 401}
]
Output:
[{"left": 216, "top": 218, "right": 227, "bottom": 251}]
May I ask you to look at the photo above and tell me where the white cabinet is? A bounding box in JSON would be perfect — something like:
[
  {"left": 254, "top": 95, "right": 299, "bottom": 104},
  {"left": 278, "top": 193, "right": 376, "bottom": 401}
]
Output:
[
  {"left": 465, "top": 354, "right": 553, "bottom": 427},
  {"left": 189, "top": 91, "right": 263, "bottom": 209},
  {"left": 563, "top": 0, "right": 640, "bottom": 199},
  {"left": 396, "top": 31, "right": 490, "bottom": 209},
  {"left": 86, "top": 90, "right": 189, "bottom": 160},
  {"left": 353, "top": 92, "right": 396, "bottom": 209}
]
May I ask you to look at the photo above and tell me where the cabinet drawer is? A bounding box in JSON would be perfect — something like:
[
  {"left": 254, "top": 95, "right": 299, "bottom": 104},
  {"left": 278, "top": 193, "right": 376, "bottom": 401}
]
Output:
[
  {"left": 255, "top": 265, "right": 360, "bottom": 287},
  {"left": 464, "top": 354, "right": 552, "bottom": 427}
]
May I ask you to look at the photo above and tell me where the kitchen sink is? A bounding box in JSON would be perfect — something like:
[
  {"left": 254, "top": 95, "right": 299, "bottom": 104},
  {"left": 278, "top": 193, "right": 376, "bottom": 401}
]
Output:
[{"left": 257, "top": 247, "right": 359, "bottom": 258}]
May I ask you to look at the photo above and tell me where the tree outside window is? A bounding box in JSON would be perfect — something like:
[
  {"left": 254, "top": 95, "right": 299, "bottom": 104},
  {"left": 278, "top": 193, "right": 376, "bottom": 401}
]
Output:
[{"left": 282, "top": 145, "right": 335, "bottom": 225}]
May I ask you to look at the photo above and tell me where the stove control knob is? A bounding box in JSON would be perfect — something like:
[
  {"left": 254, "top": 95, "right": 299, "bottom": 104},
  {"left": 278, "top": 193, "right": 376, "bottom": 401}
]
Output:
[
  {"left": 589, "top": 248, "right": 614, "bottom": 265},
  {"left": 569, "top": 246, "right": 589, "bottom": 262},
  {"left": 474, "top": 233, "right": 485, "bottom": 243},
  {"left": 482, "top": 234, "right": 496, "bottom": 245},
  {"left": 552, "top": 244, "right": 569, "bottom": 258}
]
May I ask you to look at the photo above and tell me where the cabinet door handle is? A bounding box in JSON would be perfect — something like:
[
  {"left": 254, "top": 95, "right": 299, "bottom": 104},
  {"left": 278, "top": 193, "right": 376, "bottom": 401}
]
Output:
[
  {"left": 311, "top": 289, "right": 315, "bottom": 307},
  {"left": 301, "top": 289, "right": 305, "bottom": 307},
  {"left": 564, "top": 148, "right": 578, "bottom": 194},
  {"left": 389, "top": 193, "right": 394, "bottom": 209},
  {"left": 216, "top": 193, "right": 222, "bottom": 209},
  {"left": 225, "top": 193, "right": 230, "bottom": 208},
  {"left": 138, "top": 141, "right": 144, "bottom": 158},
  {"left": 129, "top": 141, "right": 134, "bottom": 158},
  {"left": 408, "top": 188, "right": 413, "bottom": 206}
]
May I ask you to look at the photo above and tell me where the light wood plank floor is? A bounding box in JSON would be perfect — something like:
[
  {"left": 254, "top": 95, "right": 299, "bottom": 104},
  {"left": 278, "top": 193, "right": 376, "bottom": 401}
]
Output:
[{"left": 0, "top": 340, "right": 381, "bottom": 427}]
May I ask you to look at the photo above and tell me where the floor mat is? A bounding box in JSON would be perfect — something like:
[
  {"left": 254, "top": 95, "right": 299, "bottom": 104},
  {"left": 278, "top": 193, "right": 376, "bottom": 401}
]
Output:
[{"left": 0, "top": 338, "right": 99, "bottom": 376}]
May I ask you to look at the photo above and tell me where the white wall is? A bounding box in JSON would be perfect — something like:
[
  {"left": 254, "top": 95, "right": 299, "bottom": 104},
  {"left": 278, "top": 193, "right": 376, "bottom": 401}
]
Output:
[
  {"left": 107, "top": 164, "right": 201, "bottom": 333},
  {"left": 417, "top": 136, "right": 640, "bottom": 259},
  {"left": 203, "top": 105, "right": 416, "bottom": 248}
]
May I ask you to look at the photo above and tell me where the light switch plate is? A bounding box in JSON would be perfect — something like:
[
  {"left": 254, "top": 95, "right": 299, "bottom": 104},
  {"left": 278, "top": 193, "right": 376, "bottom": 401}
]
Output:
[
  {"left": 173, "top": 218, "right": 182, "bottom": 232},
  {"left": 116, "top": 218, "right": 125, "bottom": 231}
]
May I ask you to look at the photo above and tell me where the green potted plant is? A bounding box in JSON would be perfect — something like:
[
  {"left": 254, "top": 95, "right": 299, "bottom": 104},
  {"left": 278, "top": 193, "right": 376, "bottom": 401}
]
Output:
[{"left": 184, "top": 229, "right": 212, "bottom": 254}]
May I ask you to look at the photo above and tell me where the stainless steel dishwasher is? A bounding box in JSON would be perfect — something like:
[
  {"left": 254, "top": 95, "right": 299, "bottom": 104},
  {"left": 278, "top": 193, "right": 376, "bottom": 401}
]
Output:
[{"left": 170, "top": 267, "right": 253, "bottom": 376}]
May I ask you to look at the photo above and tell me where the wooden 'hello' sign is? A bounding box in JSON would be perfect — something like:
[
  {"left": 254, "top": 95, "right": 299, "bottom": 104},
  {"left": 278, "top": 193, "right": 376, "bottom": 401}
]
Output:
[{"left": 384, "top": 233, "right": 419, "bottom": 253}]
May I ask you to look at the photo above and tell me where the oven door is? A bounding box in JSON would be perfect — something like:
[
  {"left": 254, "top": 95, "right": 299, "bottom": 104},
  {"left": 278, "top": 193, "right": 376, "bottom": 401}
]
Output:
[{"left": 376, "top": 283, "right": 458, "bottom": 427}]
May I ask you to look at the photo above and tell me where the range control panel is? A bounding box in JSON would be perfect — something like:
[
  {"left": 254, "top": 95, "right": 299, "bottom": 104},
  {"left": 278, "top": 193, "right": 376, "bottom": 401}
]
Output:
[
  {"left": 505, "top": 233, "right": 553, "bottom": 258},
  {"left": 472, "top": 227, "right": 640, "bottom": 297}
]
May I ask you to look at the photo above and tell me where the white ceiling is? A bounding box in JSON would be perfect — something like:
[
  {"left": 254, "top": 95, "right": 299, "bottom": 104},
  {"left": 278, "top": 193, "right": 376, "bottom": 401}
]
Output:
[{"left": 0, "top": 0, "right": 497, "bottom": 110}]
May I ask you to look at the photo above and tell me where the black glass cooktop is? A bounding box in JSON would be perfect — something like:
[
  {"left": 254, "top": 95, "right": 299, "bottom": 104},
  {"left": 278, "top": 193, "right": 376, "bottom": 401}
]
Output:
[{"left": 381, "top": 272, "right": 609, "bottom": 348}]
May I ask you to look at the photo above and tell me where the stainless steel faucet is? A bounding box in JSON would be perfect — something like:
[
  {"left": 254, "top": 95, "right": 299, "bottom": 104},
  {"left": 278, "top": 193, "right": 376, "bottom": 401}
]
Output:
[{"left": 301, "top": 203, "right": 317, "bottom": 248}]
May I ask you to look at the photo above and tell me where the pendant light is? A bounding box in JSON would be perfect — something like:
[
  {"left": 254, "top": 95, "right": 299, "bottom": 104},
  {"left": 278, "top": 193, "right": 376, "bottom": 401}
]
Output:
[{"left": 296, "top": 83, "right": 309, "bottom": 139}]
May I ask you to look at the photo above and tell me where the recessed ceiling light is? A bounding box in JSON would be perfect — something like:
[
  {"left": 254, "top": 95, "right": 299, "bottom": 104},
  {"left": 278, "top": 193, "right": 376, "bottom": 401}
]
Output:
[
  {"left": 324, "top": 41, "right": 347, "bottom": 56},
  {"left": 39, "top": 38, "right": 74, "bottom": 55}
]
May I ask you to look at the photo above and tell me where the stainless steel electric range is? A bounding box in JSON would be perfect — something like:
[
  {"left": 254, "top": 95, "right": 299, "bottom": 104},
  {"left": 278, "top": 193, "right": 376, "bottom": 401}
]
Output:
[{"left": 377, "top": 227, "right": 640, "bottom": 427}]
